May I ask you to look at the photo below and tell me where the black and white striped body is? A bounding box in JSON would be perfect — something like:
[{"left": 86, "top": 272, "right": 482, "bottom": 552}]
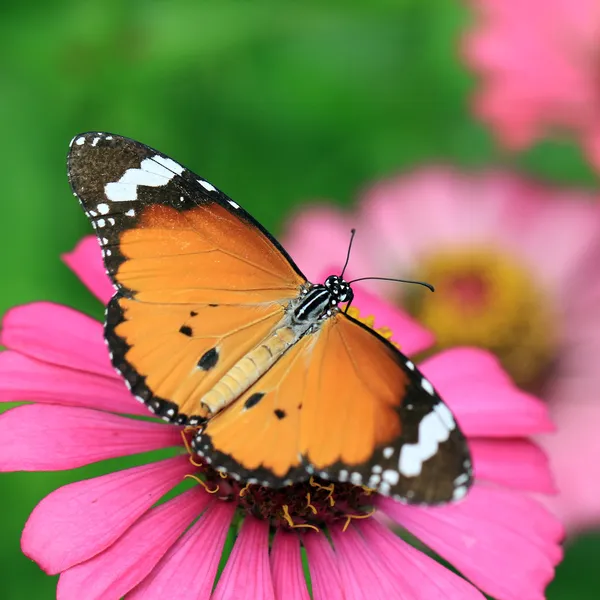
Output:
[{"left": 200, "top": 275, "right": 353, "bottom": 415}]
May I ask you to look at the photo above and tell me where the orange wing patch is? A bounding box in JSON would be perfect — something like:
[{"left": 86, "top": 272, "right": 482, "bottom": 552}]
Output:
[
  {"left": 299, "top": 317, "right": 406, "bottom": 469},
  {"left": 116, "top": 204, "right": 305, "bottom": 304}
]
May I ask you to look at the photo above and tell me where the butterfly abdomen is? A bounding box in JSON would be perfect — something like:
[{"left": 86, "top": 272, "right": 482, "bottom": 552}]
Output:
[{"left": 200, "top": 324, "right": 303, "bottom": 415}]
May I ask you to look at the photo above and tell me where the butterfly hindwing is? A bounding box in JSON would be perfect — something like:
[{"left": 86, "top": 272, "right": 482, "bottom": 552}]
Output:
[
  {"left": 68, "top": 132, "right": 306, "bottom": 423},
  {"left": 197, "top": 312, "right": 472, "bottom": 504}
]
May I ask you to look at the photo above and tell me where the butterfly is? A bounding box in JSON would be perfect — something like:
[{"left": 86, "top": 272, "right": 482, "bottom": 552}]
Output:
[{"left": 67, "top": 132, "right": 473, "bottom": 505}]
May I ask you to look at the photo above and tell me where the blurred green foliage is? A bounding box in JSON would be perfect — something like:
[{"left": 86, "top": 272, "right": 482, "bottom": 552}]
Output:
[{"left": 0, "top": 0, "right": 598, "bottom": 598}]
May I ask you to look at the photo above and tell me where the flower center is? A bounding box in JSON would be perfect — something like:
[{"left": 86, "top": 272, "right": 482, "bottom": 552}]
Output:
[
  {"left": 182, "top": 306, "right": 394, "bottom": 532},
  {"left": 403, "top": 247, "right": 557, "bottom": 389}
]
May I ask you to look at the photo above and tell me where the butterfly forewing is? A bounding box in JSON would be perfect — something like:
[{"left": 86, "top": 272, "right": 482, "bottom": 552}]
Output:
[{"left": 68, "top": 132, "right": 306, "bottom": 423}]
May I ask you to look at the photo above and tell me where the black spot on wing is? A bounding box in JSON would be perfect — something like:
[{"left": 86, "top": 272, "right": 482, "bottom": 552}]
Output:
[
  {"left": 274, "top": 409, "right": 286, "bottom": 420},
  {"left": 244, "top": 392, "right": 264, "bottom": 409},
  {"left": 179, "top": 325, "right": 193, "bottom": 337},
  {"left": 190, "top": 310, "right": 198, "bottom": 317},
  {"left": 198, "top": 347, "right": 219, "bottom": 371}
]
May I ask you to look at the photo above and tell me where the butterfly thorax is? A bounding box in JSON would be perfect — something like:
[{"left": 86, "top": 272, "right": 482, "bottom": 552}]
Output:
[{"left": 292, "top": 275, "right": 354, "bottom": 324}]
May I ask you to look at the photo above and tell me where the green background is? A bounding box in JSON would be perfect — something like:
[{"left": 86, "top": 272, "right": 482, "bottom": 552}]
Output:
[{"left": 0, "top": 1, "right": 598, "bottom": 598}]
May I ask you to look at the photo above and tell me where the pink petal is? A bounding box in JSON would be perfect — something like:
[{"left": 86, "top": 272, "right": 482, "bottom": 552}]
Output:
[
  {"left": 129, "top": 501, "right": 236, "bottom": 600},
  {"left": 302, "top": 532, "right": 344, "bottom": 600},
  {"left": 57, "top": 488, "right": 207, "bottom": 600},
  {"left": 538, "top": 393, "right": 600, "bottom": 532},
  {"left": 270, "top": 530, "right": 310, "bottom": 600},
  {"left": 0, "top": 351, "right": 147, "bottom": 416},
  {"left": 0, "top": 404, "right": 182, "bottom": 471},
  {"left": 358, "top": 519, "right": 485, "bottom": 599},
  {"left": 347, "top": 283, "right": 434, "bottom": 356},
  {"left": 379, "top": 485, "right": 564, "bottom": 600},
  {"left": 212, "top": 517, "right": 275, "bottom": 600},
  {"left": 329, "top": 524, "right": 407, "bottom": 600},
  {"left": 470, "top": 438, "right": 555, "bottom": 493},
  {"left": 62, "top": 236, "right": 114, "bottom": 304},
  {"left": 420, "top": 348, "right": 554, "bottom": 436},
  {"left": 0, "top": 302, "right": 115, "bottom": 377},
  {"left": 22, "top": 455, "right": 195, "bottom": 574}
]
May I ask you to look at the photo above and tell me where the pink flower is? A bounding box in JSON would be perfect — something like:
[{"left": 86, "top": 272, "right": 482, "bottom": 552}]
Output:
[
  {"left": 0, "top": 236, "right": 561, "bottom": 599},
  {"left": 283, "top": 167, "right": 600, "bottom": 534},
  {"left": 464, "top": 0, "right": 600, "bottom": 169}
]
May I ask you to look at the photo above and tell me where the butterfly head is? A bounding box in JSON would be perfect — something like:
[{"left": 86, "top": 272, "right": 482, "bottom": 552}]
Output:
[{"left": 324, "top": 275, "right": 354, "bottom": 305}]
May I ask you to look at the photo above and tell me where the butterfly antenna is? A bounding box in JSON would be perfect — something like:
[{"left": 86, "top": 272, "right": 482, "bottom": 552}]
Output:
[
  {"left": 348, "top": 276, "right": 435, "bottom": 293},
  {"left": 340, "top": 228, "right": 357, "bottom": 279}
]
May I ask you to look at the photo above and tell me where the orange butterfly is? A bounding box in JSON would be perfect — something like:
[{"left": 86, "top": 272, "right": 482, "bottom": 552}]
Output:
[{"left": 68, "top": 132, "right": 472, "bottom": 505}]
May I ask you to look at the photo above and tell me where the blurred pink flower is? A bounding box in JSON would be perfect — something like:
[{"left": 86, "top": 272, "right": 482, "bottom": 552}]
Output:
[
  {"left": 464, "top": 0, "right": 600, "bottom": 169},
  {"left": 0, "top": 236, "right": 561, "bottom": 599},
  {"left": 283, "top": 167, "right": 600, "bottom": 534}
]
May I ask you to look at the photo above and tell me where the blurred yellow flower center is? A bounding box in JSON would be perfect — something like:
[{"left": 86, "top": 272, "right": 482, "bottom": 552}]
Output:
[{"left": 404, "top": 247, "right": 556, "bottom": 389}]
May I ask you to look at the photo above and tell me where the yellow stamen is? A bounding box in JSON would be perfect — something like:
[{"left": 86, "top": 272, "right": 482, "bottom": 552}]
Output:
[
  {"left": 281, "top": 505, "right": 320, "bottom": 533},
  {"left": 184, "top": 473, "right": 220, "bottom": 494},
  {"left": 180, "top": 430, "right": 203, "bottom": 468},
  {"left": 309, "top": 477, "right": 336, "bottom": 507},
  {"left": 218, "top": 471, "right": 228, "bottom": 479},
  {"left": 239, "top": 483, "right": 251, "bottom": 498},
  {"left": 342, "top": 507, "right": 376, "bottom": 532},
  {"left": 305, "top": 492, "right": 318, "bottom": 515},
  {"left": 346, "top": 307, "right": 400, "bottom": 348},
  {"left": 361, "top": 485, "right": 376, "bottom": 496}
]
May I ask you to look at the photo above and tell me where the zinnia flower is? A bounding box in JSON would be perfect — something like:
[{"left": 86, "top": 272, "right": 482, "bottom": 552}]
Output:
[
  {"left": 464, "top": 0, "right": 600, "bottom": 169},
  {"left": 283, "top": 167, "right": 600, "bottom": 534},
  {"left": 0, "top": 235, "right": 562, "bottom": 599}
]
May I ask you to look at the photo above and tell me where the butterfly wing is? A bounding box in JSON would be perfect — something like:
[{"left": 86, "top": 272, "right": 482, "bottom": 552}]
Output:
[
  {"left": 68, "top": 132, "right": 306, "bottom": 424},
  {"left": 197, "top": 311, "right": 472, "bottom": 504}
]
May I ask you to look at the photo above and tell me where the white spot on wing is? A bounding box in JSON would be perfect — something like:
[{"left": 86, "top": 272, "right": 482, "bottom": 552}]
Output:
[
  {"left": 454, "top": 473, "right": 469, "bottom": 486},
  {"left": 382, "top": 469, "right": 400, "bottom": 485},
  {"left": 405, "top": 360, "right": 415, "bottom": 370},
  {"left": 379, "top": 481, "right": 391, "bottom": 496},
  {"left": 433, "top": 402, "right": 456, "bottom": 430},
  {"left": 338, "top": 469, "right": 348, "bottom": 482},
  {"left": 125, "top": 208, "right": 135, "bottom": 217},
  {"left": 452, "top": 485, "right": 468, "bottom": 501},
  {"left": 97, "top": 203, "right": 109, "bottom": 214},
  {"left": 368, "top": 474, "right": 381, "bottom": 488},
  {"left": 421, "top": 378, "right": 435, "bottom": 396},
  {"left": 350, "top": 472, "right": 362, "bottom": 485},
  {"left": 152, "top": 155, "right": 185, "bottom": 175},
  {"left": 96, "top": 219, "right": 106, "bottom": 228},
  {"left": 75, "top": 136, "right": 85, "bottom": 146},
  {"left": 383, "top": 446, "right": 394, "bottom": 459},
  {"left": 92, "top": 137, "right": 100, "bottom": 147},
  {"left": 104, "top": 154, "right": 184, "bottom": 202},
  {"left": 198, "top": 179, "right": 216, "bottom": 192},
  {"left": 105, "top": 182, "right": 137, "bottom": 202},
  {"left": 398, "top": 408, "right": 452, "bottom": 477},
  {"left": 228, "top": 200, "right": 240, "bottom": 209}
]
